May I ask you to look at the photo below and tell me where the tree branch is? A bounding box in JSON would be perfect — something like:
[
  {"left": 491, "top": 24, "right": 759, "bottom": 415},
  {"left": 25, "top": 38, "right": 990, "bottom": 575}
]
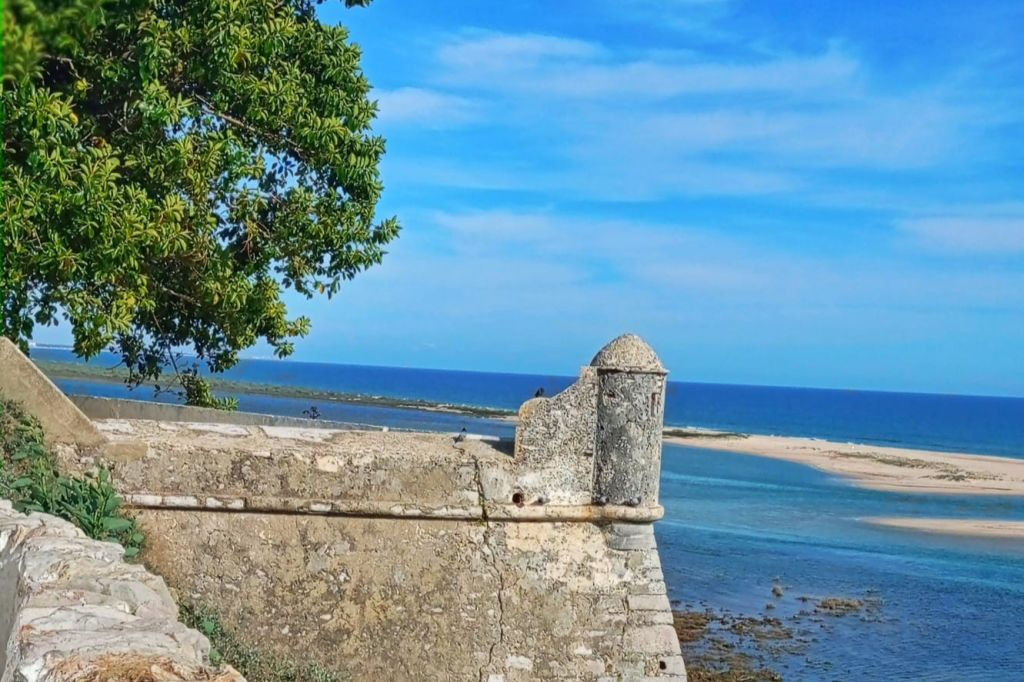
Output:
[{"left": 191, "top": 93, "right": 311, "bottom": 159}]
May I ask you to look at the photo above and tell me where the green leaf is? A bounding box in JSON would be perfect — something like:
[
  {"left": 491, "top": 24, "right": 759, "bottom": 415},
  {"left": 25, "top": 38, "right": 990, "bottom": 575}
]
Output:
[
  {"left": 101, "top": 516, "right": 134, "bottom": 532},
  {"left": 103, "top": 495, "right": 122, "bottom": 514}
]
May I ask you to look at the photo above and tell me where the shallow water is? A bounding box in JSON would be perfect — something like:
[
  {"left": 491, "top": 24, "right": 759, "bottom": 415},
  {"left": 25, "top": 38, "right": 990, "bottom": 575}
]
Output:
[{"left": 660, "top": 445, "right": 1024, "bottom": 680}]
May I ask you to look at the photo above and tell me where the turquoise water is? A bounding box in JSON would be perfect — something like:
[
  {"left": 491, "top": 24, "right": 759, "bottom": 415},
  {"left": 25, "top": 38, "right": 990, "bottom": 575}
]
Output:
[
  {"left": 35, "top": 350, "right": 1024, "bottom": 679},
  {"left": 659, "top": 445, "right": 1024, "bottom": 679}
]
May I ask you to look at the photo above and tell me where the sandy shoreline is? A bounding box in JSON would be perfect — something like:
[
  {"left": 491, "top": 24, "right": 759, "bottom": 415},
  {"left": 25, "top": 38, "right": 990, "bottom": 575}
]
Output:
[
  {"left": 665, "top": 432, "right": 1024, "bottom": 496},
  {"left": 864, "top": 517, "right": 1024, "bottom": 539}
]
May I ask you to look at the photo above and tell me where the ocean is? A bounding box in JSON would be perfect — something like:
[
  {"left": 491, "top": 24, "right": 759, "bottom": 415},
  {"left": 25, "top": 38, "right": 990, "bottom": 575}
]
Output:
[
  {"left": 32, "top": 348, "right": 1024, "bottom": 680},
  {"left": 34, "top": 348, "right": 1024, "bottom": 457}
]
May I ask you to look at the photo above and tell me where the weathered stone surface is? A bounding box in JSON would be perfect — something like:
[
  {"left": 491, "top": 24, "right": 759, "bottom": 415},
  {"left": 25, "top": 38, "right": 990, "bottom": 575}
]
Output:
[
  {"left": 136, "top": 510, "right": 684, "bottom": 681},
  {"left": 0, "top": 338, "right": 106, "bottom": 447},
  {"left": 0, "top": 500, "right": 243, "bottom": 682},
  {"left": 592, "top": 336, "right": 667, "bottom": 508},
  {"left": 512, "top": 369, "right": 599, "bottom": 506},
  {"left": 590, "top": 334, "right": 666, "bottom": 374}
]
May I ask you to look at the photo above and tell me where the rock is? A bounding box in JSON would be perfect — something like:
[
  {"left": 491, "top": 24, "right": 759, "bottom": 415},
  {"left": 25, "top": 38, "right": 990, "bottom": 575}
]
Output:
[{"left": 0, "top": 507, "right": 244, "bottom": 682}]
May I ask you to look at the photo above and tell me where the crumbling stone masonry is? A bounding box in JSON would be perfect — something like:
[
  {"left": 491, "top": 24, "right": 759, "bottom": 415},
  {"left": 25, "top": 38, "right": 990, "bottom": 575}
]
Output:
[
  {"left": 1, "top": 334, "right": 685, "bottom": 681},
  {"left": 0, "top": 500, "right": 242, "bottom": 682}
]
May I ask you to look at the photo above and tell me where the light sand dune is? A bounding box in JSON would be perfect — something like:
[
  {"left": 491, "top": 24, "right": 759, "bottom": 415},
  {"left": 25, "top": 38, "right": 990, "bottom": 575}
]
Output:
[
  {"left": 665, "top": 432, "right": 1024, "bottom": 496},
  {"left": 864, "top": 517, "right": 1024, "bottom": 539}
]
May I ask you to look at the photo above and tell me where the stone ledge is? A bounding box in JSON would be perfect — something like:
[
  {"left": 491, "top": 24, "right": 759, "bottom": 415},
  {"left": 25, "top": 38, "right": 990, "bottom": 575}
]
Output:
[
  {"left": 121, "top": 492, "right": 665, "bottom": 522},
  {"left": 0, "top": 500, "right": 244, "bottom": 682}
]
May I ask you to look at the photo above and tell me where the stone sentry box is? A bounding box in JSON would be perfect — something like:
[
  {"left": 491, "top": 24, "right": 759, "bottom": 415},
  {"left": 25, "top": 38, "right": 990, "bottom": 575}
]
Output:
[
  {"left": 592, "top": 336, "right": 668, "bottom": 508},
  {"left": 510, "top": 333, "right": 669, "bottom": 517}
]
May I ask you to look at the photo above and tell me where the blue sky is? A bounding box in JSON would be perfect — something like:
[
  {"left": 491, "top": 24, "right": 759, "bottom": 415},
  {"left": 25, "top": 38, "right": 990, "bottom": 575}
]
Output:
[{"left": 40, "top": 0, "right": 1024, "bottom": 395}]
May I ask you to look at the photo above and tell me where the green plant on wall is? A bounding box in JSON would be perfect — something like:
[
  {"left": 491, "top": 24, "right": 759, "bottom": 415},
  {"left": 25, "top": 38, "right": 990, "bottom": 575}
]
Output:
[
  {"left": 0, "top": 395, "right": 145, "bottom": 557},
  {"left": 1, "top": 0, "right": 398, "bottom": 408},
  {"left": 181, "top": 603, "right": 341, "bottom": 682}
]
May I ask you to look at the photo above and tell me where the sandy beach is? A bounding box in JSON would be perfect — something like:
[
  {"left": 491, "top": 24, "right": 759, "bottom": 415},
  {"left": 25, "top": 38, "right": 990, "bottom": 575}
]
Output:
[
  {"left": 864, "top": 518, "right": 1024, "bottom": 539},
  {"left": 665, "top": 431, "right": 1024, "bottom": 496}
]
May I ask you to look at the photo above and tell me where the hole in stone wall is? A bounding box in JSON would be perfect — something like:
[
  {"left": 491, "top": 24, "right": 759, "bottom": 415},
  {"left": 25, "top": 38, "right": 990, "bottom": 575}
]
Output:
[
  {"left": 659, "top": 660, "right": 667, "bottom": 671},
  {"left": 512, "top": 492, "right": 524, "bottom": 506}
]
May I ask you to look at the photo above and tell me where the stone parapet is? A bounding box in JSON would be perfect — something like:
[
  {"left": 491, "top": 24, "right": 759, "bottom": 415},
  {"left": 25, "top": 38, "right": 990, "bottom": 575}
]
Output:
[{"left": 90, "top": 420, "right": 665, "bottom": 524}]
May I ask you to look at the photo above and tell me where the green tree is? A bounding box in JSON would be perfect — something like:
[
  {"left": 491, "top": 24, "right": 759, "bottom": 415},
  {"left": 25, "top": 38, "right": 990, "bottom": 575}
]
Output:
[{"left": 1, "top": 0, "right": 398, "bottom": 407}]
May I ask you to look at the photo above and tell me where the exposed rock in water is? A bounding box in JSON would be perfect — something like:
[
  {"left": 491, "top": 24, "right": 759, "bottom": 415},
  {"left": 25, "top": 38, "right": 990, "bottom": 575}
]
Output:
[
  {"left": 816, "top": 597, "right": 864, "bottom": 615},
  {"left": 673, "top": 610, "right": 785, "bottom": 682},
  {"left": 673, "top": 610, "right": 714, "bottom": 644}
]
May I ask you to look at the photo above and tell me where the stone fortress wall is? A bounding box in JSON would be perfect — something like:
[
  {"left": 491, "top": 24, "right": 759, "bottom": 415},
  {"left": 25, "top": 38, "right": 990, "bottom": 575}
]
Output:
[{"left": 1, "top": 335, "right": 686, "bottom": 681}]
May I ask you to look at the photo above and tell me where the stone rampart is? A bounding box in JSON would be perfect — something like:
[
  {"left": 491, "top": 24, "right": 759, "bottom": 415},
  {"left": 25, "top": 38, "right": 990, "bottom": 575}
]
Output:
[{"left": 2, "top": 334, "right": 685, "bottom": 681}]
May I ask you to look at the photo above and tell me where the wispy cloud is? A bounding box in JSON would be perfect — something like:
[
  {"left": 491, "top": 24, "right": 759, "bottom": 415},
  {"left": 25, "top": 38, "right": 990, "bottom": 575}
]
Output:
[
  {"left": 900, "top": 208, "right": 1024, "bottom": 254},
  {"left": 374, "top": 87, "right": 481, "bottom": 127},
  {"left": 379, "top": 26, "right": 997, "bottom": 201},
  {"left": 435, "top": 32, "right": 860, "bottom": 98},
  {"left": 437, "top": 32, "right": 601, "bottom": 74},
  {"left": 425, "top": 208, "right": 1024, "bottom": 309}
]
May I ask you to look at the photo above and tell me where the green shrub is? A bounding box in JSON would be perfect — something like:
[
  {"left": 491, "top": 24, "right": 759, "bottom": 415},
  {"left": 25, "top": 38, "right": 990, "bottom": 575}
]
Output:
[
  {"left": 180, "top": 604, "right": 341, "bottom": 682},
  {"left": 0, "top": 396, "right": 144, "bottom": 558},
  {"left": 179, "top": 368, "right": 240, "bottom": 412}
]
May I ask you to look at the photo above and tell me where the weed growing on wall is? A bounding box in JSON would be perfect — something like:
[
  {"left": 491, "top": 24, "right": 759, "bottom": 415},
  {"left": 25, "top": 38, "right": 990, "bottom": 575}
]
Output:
[
  {"left": 0, "top": 395, "right": 144, "bottom": 558},
  {"left": 181, "top": 603, "right": 341, "bottom": 682}
]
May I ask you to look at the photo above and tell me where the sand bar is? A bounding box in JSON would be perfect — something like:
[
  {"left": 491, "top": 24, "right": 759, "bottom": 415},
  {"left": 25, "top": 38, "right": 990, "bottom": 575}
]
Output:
[
  {"left": 864, "top": 517, "right": 1024, "bottom": 539},
  {"left": 664, "top": 431, "right": 1024, "bottom": 496}
]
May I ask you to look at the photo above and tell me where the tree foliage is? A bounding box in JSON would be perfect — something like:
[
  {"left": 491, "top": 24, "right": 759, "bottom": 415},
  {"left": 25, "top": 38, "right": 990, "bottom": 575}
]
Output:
[{"left": 1, "top": 0, "right": 398, "bottom": 402}]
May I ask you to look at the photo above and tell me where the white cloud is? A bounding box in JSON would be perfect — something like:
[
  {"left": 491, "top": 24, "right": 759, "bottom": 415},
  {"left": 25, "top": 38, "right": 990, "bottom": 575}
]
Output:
[
  {"left": 436, "top": 32, "right": 860, "bottom": 99},
  {"left": 374, "top": 87, "right": 481, "bottom": 127},
  {"left": 425, "top": 208, "right": 1024, "bottom": 308},
  {"left": 900, "top": 210, "right": 1024, "bottom": 254},
  {"left": 392, "top": 28, "right": 989, "bottom": 198},
  {"left": 386, "top": 155, "right": 800, "bottom": 200},
  {"left": 437, "top": 32, "right": 601, "bottom": 74},
  {"left": 585, "top": 90, "right": 962, "bottom": 170}
]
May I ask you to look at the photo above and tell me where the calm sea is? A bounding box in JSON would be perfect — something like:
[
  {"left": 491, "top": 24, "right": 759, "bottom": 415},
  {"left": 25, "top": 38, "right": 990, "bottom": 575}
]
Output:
[
  {"left": 34, "top": 347, "right": 1024, "bottom": 457},
  {"left": 34, "top": 347, "right": 1024, "bottom": 679}
]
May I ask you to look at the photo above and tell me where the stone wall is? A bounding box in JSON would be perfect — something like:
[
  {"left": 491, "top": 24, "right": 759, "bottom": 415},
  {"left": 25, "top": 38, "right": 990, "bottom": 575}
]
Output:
[
  {"left": 0, "top": 500, "right": 241, "bottom": 682},
  {"left": 2, "top": 334, "right": 686, "bottom": 681},
  {"left": 70, "top": 395, "right": 379, "bottom": 431}
]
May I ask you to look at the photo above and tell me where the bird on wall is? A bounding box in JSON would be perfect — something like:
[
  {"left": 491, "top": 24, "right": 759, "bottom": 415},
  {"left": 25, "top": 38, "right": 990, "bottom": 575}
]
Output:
[
  {"left": 453, "top": 427, "right": 467, "bottom": 444},
  {"left": 534, "top": 387, "right": 545, "bottom": 398}
]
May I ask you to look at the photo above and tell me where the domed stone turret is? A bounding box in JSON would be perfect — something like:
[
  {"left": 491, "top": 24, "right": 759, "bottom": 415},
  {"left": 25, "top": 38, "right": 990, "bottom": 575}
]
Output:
[
  {"left": 591, "top": 334, "right": 668, "bottom": 508},
  {"left": 590, "top": 333, "right": 666, "bottom": 374}
]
